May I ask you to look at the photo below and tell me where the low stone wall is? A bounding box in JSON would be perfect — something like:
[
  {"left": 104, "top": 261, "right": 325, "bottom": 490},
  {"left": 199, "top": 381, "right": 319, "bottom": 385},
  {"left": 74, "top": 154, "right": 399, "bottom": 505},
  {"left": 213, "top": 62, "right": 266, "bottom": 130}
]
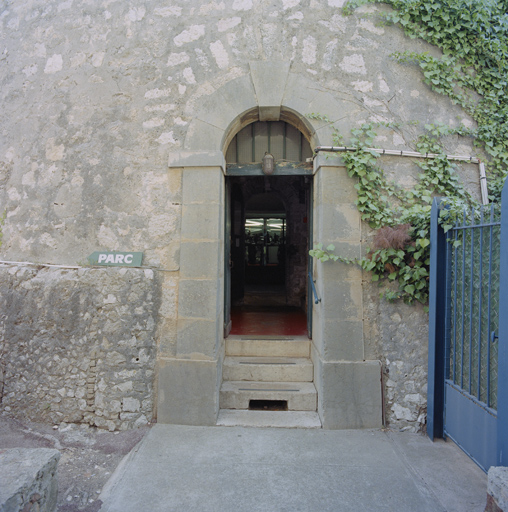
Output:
[
  {"left": 486, "top": 467, "right": 508, "bottom": 512},
  {"left": 364, "top": 282, "right": 429, "bottom": 433},
  {"left": 0, "top": 264, "right": 160, "bottom": 430}
]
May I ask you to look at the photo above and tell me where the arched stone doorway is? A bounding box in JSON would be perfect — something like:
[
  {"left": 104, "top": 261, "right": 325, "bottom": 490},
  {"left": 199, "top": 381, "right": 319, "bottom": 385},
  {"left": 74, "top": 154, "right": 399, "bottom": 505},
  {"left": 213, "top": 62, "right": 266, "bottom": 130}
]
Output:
[{"left": 160, "top": 61, "right": 382, "bottom": 430}]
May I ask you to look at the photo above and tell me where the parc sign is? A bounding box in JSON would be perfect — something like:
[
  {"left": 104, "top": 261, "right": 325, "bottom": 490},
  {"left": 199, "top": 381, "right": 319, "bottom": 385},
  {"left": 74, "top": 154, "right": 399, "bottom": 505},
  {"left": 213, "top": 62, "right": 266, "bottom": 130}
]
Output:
[{"left": 88, "top": 251, "right": 143, "bottom": 267}]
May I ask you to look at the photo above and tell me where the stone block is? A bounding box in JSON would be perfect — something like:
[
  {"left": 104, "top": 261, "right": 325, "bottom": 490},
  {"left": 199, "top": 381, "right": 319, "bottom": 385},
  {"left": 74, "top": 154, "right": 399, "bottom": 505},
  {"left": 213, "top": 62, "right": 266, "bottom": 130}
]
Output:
[
  {"left": 198, "top": 75, "right": 257, "bottom": 131},
  {"left": 321, "top": 277, "right": 363, "bottom": 321},
  {"left": 220, "top": 381, "right": 317, "bottom": 411},
  {"left": 182, "top": 168, "right": 223, "bottom": 204},
  {"left": 223, "top": 356, "right": 313, "bottom": 382},
  {"left": 225, "top": 337, "right": 310, "bottom": 358},
  {"left": 215, "top": 75, "right": 258, "bottom": 124},
  {"left": 318, "top": 360, "right": 383, "bottom": 429},
  {"left": 486, "top": 467, "right": 508, "bottom": 512},
  {"left": 157, "top": 358, "right": 219, "bottom": 426},
  {"left": 122, "top": 397, "right": 140, "bottom": 412},
  {"left": 179, "top": 241, "right": 222, "bottom": 279},
  {"left": 317, "top": 203, "right": 361, "bottom": 241},
  {"left": 322, "top": 319, "right": 364, "bottom": 361},
  {"left": 177, "top": 279, "right": 220, "bottom": 320},
  {"left": 180, "top": 203, "right": 221, "bottom": 240},
  {"left": 184, "top": 118, "right": 225, "bottom": 152},
  {"left": 315, "top": 250, "right": 362, "bottom": 279},
  {"left": 319, "top": 168, "right": 358, "bottom": 204},
  {"left": 168, "top": 151, "right": 226, "bottom": 169},
  {"left": 192, "top": 90, "right": 242, "bottom": 132},
  {"left": 309, "top": 311, "right": 325, "bottom": 357},
  {"left": 282, "top": 72, "right": 325, "bottom": 126},
  {"left": 308, "top": 90, "right": 356, "bottom": 127},
  {"left": 250, "top": 61, "right": 290, "bottom": 110},
  {"left": 0, "top": 448, "right": 60, "bottom": 512},
  {"left": 176, "top": 318, "right": 219, "bottom": 358},
  {"left": 157, "top": 318, "right": 177, "bottom": 356},
  {"left": 259, "top": 106, "right": 281, "bottom": 122}
]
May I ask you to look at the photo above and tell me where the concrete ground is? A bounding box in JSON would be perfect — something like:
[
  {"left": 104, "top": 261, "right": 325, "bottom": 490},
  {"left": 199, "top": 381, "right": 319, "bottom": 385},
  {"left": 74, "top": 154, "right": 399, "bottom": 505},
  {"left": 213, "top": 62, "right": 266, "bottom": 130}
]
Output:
[{"left": 99, "top": 424, "right": 487, "bottom": 512}]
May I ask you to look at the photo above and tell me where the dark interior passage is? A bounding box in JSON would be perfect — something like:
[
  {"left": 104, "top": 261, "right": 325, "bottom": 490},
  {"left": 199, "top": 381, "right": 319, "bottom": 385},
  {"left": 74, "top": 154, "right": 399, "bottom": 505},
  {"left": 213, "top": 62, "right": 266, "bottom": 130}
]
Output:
[{"left": 227, "top": 175, "right": 311, "bottom": 336}]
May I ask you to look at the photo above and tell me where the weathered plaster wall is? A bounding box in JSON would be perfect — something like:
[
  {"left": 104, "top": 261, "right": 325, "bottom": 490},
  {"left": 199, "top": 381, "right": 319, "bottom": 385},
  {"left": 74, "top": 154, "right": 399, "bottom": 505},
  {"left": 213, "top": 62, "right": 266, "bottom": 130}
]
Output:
[
  {"left": 0, "top": 0, "right": 478, "bottom": 268},
  {"left": 0, "top": 0, "right": 482, "bottom": 430},
  {"left": 0, "top": 265, "right": 161, "bottom": 430}
]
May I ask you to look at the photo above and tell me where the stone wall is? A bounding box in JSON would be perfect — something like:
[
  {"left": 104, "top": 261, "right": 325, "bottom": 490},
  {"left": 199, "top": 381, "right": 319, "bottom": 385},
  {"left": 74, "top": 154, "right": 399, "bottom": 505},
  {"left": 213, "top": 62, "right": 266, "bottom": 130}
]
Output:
[
  {"left": 0, "top": 1, "right": 480, "bottom": 271},
  {"left": 364, "top": 281, "right": 429, "bottom": 432},
  {"left": 0, "top": 264, "right": 161, "bottom": 430},
  {"left": 0, "top": 0, "right": 486, "bottom": 430}
]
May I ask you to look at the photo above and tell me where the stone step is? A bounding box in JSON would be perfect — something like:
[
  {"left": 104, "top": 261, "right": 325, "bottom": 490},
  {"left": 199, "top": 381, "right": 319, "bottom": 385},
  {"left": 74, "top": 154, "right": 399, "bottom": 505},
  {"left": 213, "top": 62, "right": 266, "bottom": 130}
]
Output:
[
  {"left": 225, "top": 336, "right": 310, "bottom": 358},
  {"left": 217, "top": 409, "right": 322, "bottom": 428},
  {"left": 220, "top": 381, "right": 317, "bottom": 411},
  {"left": 223, "top": 356, "right": 313, "bottom": 382}
]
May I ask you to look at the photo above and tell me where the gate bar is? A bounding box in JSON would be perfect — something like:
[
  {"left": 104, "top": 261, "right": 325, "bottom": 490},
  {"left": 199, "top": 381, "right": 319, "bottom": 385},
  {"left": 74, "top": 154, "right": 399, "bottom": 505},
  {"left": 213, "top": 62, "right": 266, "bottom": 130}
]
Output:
[
  {"left": 461, "top": 210, "right": 467, "bottom": 390},
  {"left": 487, "top": 205, "right": 495, "bottom": 408},
  {"left": 477, "top": 207, "right": 484, "bottom": 401},
  {"left": 468, "top": 209, "right": 475, "bottom": 396},
  {"left": 452, "top": 226, "right": 458, "bottom": 383},
  {"left": 427, "top": 198, "right": 449, "bottom": 440},
  {"left": 497, "top": 178, "right": 508, "bottom": 465}
]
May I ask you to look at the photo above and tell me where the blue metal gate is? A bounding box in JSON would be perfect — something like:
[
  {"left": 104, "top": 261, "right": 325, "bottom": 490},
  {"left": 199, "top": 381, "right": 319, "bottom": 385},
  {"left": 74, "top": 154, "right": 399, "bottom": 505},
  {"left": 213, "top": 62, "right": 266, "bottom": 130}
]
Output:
[
  {"left": 444, "top": 205, "right": 500, "bottom": 470},
  {"left": 428, "top": 178, "right": 508, "bottom": 471}
]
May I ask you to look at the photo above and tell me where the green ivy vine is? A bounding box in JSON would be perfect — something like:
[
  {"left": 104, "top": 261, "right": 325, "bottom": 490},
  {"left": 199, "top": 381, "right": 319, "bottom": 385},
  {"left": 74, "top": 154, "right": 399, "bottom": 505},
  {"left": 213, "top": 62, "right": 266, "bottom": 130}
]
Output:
[
  {"left": 310, "top": 123, "right": 473, "bottom": 305},
  {"left": 344, "top": 0, "right": 508, "bottom": 199},
  {"left": 310, "top": 0, "right": 507, "bottom": 307}
]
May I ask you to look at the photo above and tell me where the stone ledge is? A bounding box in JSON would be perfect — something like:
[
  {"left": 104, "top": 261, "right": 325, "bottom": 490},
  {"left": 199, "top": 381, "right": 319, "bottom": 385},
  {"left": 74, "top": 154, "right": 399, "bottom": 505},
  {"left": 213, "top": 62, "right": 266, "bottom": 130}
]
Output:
[
  {"left": 486, "top": 467, "right": 508, "bottom": 512},
  {"left": 167, "top": 150, "right": 226, "bottom": 169},
  {"left": 0, "top": 448, "right": 60, "bottom": 512}
]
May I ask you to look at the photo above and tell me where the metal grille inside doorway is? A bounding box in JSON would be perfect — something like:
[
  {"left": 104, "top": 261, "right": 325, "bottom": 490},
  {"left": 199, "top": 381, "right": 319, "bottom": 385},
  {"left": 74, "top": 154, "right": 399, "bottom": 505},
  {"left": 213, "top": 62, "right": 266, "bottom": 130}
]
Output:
[{"left": 226, "top": 121, "right": 313, "bottom": 163}]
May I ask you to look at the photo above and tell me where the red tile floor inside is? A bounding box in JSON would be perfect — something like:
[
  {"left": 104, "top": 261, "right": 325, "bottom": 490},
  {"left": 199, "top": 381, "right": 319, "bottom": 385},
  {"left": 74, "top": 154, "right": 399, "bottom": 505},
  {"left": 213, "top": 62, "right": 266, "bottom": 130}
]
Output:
[{"left": 230, "top": 306, "right": 308, "bottom": 336}]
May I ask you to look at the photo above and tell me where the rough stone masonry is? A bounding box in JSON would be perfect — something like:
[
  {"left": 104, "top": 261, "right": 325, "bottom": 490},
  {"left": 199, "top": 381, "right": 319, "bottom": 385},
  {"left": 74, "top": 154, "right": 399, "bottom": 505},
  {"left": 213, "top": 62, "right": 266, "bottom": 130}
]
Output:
[
  {"left": 0, "top": 0, "right": 482, "bottom": 431},
  {"left": 0, "top": 265, "right": 161, "bottom": 430}
]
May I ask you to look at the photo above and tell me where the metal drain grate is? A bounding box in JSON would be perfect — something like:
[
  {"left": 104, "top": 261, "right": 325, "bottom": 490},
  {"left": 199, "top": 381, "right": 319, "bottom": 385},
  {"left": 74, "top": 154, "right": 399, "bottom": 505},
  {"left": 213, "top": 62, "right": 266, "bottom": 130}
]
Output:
[{"left": 249, "top": 399, "right": 288, "bottom": 411}]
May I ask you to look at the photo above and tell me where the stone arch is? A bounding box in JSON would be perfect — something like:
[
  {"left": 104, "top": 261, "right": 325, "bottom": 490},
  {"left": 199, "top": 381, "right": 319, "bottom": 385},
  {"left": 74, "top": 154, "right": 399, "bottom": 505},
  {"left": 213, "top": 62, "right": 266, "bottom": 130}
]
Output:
[
  {"left": 182, "top": 61, "right": 345, "bottom": 154},
  {"left": 220, "top": 107, "right": 317, "bottom": 158}
]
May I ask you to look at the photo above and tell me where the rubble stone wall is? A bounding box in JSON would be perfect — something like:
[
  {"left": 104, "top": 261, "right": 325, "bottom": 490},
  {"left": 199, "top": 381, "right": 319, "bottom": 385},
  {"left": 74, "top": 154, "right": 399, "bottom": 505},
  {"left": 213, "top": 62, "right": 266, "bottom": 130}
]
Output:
[
  {"left": 0, "top": 264, "right": 162, "bottom": 430},
  {"left": 364, "top": 281, "right": 429, "bottom": 432}
]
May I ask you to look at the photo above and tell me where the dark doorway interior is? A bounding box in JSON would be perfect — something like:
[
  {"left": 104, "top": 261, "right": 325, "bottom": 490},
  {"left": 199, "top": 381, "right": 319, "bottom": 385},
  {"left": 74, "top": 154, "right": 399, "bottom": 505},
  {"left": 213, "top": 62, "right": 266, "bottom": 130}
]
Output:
[{"left": 227, "top": 175, "right": 310, "bottom": 337}]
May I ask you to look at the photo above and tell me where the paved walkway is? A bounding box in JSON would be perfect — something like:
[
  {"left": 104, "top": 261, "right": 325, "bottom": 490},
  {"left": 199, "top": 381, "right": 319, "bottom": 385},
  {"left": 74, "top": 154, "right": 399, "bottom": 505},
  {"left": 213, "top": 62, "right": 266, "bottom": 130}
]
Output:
[{"left": 99, "top": 424, "right": 487, "bottom": 512}]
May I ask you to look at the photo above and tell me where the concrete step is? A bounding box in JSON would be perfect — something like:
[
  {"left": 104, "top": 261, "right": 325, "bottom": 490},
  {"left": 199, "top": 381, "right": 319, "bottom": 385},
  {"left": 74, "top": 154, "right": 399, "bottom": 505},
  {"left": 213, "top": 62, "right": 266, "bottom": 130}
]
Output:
[
  {"left": 220, "top": 381, "right": 317, "bottom": 411},
  {"left": 225, "top": 336, "right": 310, "bottom": 358},
  {"left": 223, "top": 356, "right": 313, "bottom": 382},
  {"left": 217, "top": 409, "right": 322, "bottom": 428}
]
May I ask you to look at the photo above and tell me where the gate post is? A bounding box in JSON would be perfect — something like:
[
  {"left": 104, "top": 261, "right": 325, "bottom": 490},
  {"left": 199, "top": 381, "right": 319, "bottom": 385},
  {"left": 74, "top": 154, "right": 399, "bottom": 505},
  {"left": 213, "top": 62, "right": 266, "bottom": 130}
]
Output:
[
  {"left": 497, "top": 178, "right": 508, "bottom": 465},
  {"left": 427, "top": 198, "right": 448, "bottom": 440}
]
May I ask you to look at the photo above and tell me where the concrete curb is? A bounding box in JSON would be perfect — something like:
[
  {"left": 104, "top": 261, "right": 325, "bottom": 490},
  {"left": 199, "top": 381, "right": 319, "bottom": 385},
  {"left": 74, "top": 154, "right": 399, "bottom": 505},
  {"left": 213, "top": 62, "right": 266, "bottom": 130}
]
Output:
[{"left": 99, "top": 435, "right": 149, "bottom": 507}]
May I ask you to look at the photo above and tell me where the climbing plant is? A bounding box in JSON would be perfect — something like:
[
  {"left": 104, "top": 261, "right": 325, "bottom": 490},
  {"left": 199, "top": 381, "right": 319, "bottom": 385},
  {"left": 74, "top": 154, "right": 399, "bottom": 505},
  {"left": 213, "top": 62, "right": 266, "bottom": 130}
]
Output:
[
  {"left": 310, "top": 123, "right": 474, "bottom": 305},
  {"left": 310, "top": 0, "right": 508, "bottom": 306},
  {"left": 344, "top": 0, "right": 508, "bottom": 198}
]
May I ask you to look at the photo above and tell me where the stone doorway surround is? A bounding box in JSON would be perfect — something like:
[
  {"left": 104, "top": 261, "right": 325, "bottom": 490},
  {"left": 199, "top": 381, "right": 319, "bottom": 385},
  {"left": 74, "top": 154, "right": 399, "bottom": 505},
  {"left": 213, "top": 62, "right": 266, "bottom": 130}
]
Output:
[{"left": 159, "top": 61, "right": 383, "bottom": 429}]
